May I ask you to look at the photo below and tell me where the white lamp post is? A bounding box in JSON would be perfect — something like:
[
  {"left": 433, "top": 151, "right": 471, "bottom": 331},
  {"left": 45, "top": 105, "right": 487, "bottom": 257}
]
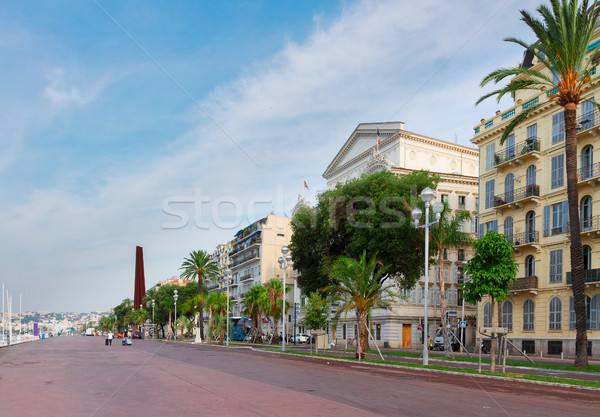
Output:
[
  {"left": 412, "top": 187, "right": 444, "bottom": 365},
  {"left": 151, "top": 300, "right": 155, "bottom": 339},
  {"left": 173, "top": 290, "right": 178, "bottom": 341},
  {"left": 278, "top": 246, "right": 292, "bottom": 351},
  {"left": 225, "top": 268, "right": 232, "bottom": 346}
]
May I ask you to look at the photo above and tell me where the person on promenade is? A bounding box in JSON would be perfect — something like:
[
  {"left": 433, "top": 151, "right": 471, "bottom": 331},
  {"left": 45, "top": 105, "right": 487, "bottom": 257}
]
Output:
[{"left": 107, "top": 331, "right": 113, "bottom": 346}]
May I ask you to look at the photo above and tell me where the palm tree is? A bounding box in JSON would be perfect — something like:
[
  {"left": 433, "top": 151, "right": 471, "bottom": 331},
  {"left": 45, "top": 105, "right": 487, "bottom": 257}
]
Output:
[
  {"left": 180, "top": 250, "right": 219, "bottom": 342},
  {"left": 262, "top": 279, "right": 288, "bottom": 344},
  {"left": 477, "top": 0, "right": 600, "bottom": 367},
  {"left": 243, "top": 284, "right": 267, "bottom": 343},
  {"left": 206, "top": 292, "right": 228, "bottom": 344},
  {"left": 327, "top": 251, "right": 396, "bottom": 359},
  {"left": 430, "top": 210, "right": 474, "bottom": 355}
]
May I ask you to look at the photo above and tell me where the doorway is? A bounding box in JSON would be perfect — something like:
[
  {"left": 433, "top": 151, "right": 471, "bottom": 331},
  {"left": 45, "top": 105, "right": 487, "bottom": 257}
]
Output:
[{"left": 402, "top": 324, "right": 411, "bottom": 348}]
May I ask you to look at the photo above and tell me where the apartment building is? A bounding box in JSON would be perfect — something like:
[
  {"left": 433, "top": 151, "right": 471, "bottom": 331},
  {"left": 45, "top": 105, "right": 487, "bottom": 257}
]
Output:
[
  {"left": 207, "top": 241, "right": 232, "bottom": 294},
  {"left": 471, "top": 47, "right": 600, "bottom": 356},
  {"left": 322, "top": 122, "right": 480, "bottom": 348}
]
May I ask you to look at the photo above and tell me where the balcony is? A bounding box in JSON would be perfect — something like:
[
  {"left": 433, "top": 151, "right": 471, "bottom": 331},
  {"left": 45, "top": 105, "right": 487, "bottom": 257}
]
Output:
[
  {"left": 509, "top": 276, "right": 538, "bottom": 293},
  {"left": 578, "top": 162, "right": 600, "bottom": 186},
  {"left": 576, "top": 110, "right": 599, "bottom": 133},
  {"left": 566, "top": 268, "right": 600, "bottom": 285},
  {"left": 507, "top": 231, "right": 540, "bottom": 250},
  {"left": 581, "top": 215, "right": 600, "bottom": 238},
  {"left": 493, "top": 184, "right": 540, "bottom": 211},
  {"left": 230, "top": 236, "right": 262, "bottom": 256},
  {"left": 494, "top": 137, "right": 540, "bottom": 170},
  {"left": 240, "top": 274, "right": 254, "bottom": 282},
  {"left": 230, "top": 251, "right": 259, "bottom": 268}
]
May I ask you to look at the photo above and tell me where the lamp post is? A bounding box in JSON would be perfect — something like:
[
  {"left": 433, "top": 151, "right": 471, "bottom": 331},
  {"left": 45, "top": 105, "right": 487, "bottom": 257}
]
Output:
[
  {"left": 278, "top": 246, "right": 292, "bottom": 351},
  {"left": 151, "top": 299, "right": 155, "bottom": 339},
  {"left": 173, "top": 290, "right": 178, "bottom": 341},
  {"left": 293, "top": 275, "right": 297, "bottom": 346},
  {"left": 411, "top": 187, "right": 444, "bottom": 366},
  {"left": 225, "top": 268, "right": 232, "bottom": 346}
]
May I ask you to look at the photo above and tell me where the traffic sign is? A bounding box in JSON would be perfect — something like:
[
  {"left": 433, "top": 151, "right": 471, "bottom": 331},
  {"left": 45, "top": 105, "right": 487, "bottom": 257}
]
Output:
[
  {"left": 447, "top": 311, "right": 458, "bottom": 315},
  {"left": 459, "top": 321, "right": 467, "bottom": 328}
]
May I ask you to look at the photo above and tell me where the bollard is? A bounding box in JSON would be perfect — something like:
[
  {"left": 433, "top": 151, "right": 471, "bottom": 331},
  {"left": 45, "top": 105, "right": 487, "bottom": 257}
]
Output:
[{"left": 561, "top": 352, "right": 563, "bottom": 360}]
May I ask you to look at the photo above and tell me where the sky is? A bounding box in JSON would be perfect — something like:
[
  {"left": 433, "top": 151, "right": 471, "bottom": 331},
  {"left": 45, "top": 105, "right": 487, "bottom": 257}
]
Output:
[{"left": 0, "top": 0, "right": 541, "bottom": 313}]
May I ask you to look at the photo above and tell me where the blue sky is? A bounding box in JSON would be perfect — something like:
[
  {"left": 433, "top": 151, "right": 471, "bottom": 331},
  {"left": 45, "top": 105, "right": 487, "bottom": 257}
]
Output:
[{"left": 0, "top": 0, "right": 539, "bottom": 312}]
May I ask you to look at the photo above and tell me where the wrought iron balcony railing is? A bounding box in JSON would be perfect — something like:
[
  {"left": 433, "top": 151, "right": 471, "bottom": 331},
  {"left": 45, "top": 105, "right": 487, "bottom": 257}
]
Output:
[
  {"left": 576, "top": 110, "right": 599, "bottom": 132},
  {"left": 566, "top": 268, "right": 600, "bottom": 284},
  {"left": 581, "top": 215, "right": 600, "bottom": 232},
  {"left": 506, "top": 231, "right": 539, "bottom": 246},
  {"left": 494, "top": 137, "right": 540, "bottom": 166},
  {"left": 509, "top": 276, "right": 538, "bottom": 291},
  {"left": 493, "top": 184, "right": 540, "bottom": 207},
  {"left": 578, "top": 162, "right": 600, "bottom": 182}
]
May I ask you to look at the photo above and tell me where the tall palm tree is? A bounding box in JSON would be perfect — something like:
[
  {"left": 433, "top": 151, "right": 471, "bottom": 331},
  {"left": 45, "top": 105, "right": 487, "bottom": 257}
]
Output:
[
  {"left": 262, "top": 279, "right": 288, "bottom": 344},
  {"left": 180, "top": 250, "right": 219, "bottom": 342},
  {"left": 477, "top": 0, "right": 600, "bottom": 367},
  {"left": 243, "top": 284, "right": 267, "bottom": 343},
  {"left": 430, "top": 210, "right": 474, "bottom": 355},
  {"left": 327, "top": 251, "right": 396, "bottom": 359}
]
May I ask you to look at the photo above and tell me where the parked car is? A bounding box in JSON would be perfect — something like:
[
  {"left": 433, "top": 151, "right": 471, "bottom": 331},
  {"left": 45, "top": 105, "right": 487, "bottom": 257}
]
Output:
[
  {"left": 291, "top": 334, "right": 308, "bottom": 343},
  {"left": 132, "top": 332, "right": 142, "bottom": 339}
]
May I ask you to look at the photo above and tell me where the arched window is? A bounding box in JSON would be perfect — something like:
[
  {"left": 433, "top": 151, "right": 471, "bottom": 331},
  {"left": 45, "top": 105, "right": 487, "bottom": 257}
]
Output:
[
  {"left": 504, "top": 216, "right": 513, "bottom": 243},
  {"left": 502, "top": 301, "right": 513, "bottom": 331},
  {"left": 526, "top": 211, "right": 536, "bottom": 243},
  {"left": 581, "top": 196, "right": 593, "bottom": 231},
  {"left": 581, "top": 145, "right": 594, "bottom": 180},
  {"left": 549, "top": 297, "right": 562, "bottom": 330},
  {"left": 583, "top": 245, "right": 592, "bottom": 270},
  {"left": 526, "top": 165, "right": 537, "bottom": 186},
  {"left": 523, "top": 299, "right": 535, "bottom": 331},
  {"left": 483, "top": 302, "right": 492, "bottom": 328},
  {"left": 591, "top": 294, "right": 600, "bottom": 330},
  {"left": 570, "top": 295, "right": 593, "bottom": 330},
  {"left": 505, "top": 173, "right": 514, "bottom": 204},
  {"left": 525, "top": 255, "right": 535, "bottom": 277}
]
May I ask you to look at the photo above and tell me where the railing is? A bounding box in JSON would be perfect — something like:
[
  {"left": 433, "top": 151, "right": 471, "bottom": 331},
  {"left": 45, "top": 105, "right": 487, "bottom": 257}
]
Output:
[
  {"left": 494, "top": 137, "right": 540, "bottom": 166},
  {"left": 474, "top": 127, "right": 480, "bottom": 134},
  {"left": 502, "top": 109, "right": 515, "bottom": 120},
  {"left": 576, "top": 110, "right": 599, "bottom": 132},
  {"left": 485, "top": 120, "right": 493, "bottom": 129},
  {"left": 578, "top": 162, "right": 600, "bottom": 181},
  {"left": 230, "top": 236, "right": 262, "bottom": 256},
  {"left": 240, "top": 274, "right": 254, "bottom": 282},
  {"left": 581, "top": 215, "right": 600, "bottom": 232},
  {"left": 230, "top": 252, "right": 259, "bottom": 268},
  {"left": 522, "top": 97, "right": 539, "bottom": 110},
  {"left": 493, "top": 184, "right": 540, "bottom": 207},
  {"left": 509, "top": 276, "right": 538, "bottom": 291},
  {"left": 506, "top": 231, "right": 539, "bottom": 246},
  {"left": 566, "top": 268, "right": 600, "bottom": 284}
]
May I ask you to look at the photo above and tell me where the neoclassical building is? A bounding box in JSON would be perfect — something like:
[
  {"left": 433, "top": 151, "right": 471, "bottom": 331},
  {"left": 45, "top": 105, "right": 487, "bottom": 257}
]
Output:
[
  {"left": 322, "top": 122, "right": 480, "bottom": 348},
  {"left": 472, "top": 45, "right": 600, "bottom": 357}
]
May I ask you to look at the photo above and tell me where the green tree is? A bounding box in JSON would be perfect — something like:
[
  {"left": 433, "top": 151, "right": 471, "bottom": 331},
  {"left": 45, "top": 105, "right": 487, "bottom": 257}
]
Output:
[
  {"left": 430, "top": 209, "right": 474, "bottom": 355},
  {"left": 262, "top": 279, "right": 288, "bottom": 344},
  {"left": 301, "top": 291, "right": 330, "bottom": 332},
  {"left": 476, "top": 0, "right": 600, "bottom": 367},
  {"left": 327, "top": 251, "right": 396, "bottom": 359},
  {"left": 463, "top": 231, "right": 518, "bottom": 372},
  {"left": 206, "top": 292, "right": 228, "bottom": 344},
  {"left": 290, "top": 170, "right": 439, "bottom": 296},
  {"left": 242, "top": 284, "right": 267, "bottom": 343},
  {"left": 180, "top": 250, "right": 219, "bottom": 342}
]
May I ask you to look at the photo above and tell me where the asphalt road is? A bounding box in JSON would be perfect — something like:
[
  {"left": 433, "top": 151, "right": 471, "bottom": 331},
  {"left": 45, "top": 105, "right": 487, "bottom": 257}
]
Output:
[{"left": 0, "top": 337, "right": 598, "bottom": 417}]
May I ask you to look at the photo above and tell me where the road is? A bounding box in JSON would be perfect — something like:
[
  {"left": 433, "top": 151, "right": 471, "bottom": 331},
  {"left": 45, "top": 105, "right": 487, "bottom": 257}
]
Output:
[{"left": 0, "top": 337, "right": 597, "bottom": 417}]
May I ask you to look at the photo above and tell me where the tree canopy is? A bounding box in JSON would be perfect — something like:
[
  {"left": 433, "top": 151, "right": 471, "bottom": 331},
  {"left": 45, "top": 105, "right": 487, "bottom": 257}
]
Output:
[{"left": 290, "top": 169, "right": 439, "bottom": 295}]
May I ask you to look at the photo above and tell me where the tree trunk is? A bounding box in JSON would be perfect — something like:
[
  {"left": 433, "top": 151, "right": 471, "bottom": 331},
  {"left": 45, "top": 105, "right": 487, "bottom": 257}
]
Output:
[
  {"left": 439, "top": 251, "right": 449, "bottom": 356},
  {"left": 490, "top": 297, "right": 496, "bottom": 373},
  {"left": 198, "top": 275, "right": 205, "bottom": 342},
  {"left": 565, "top": 103, "right": 588, "bottom": 367},
  {"left": 357, "top": 310, "right": 368, "bottom": 359},
  {"left": 272, "top": 316, "right": 279, "bottom": 344},
  {"left": 207, "top": 308, "right": 213, "bottom": 342}
]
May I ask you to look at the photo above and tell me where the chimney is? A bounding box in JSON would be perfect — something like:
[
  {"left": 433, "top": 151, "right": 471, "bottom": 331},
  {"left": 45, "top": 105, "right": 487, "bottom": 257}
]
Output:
[{"left": 399, "top": 122, "right": 405, "bottom": 130}]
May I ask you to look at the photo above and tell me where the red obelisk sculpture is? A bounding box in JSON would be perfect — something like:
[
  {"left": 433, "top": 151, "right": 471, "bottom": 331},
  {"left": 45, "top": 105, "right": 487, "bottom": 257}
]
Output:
[{"left": 134, "top": 246, "right": 146, "bottom": 310}]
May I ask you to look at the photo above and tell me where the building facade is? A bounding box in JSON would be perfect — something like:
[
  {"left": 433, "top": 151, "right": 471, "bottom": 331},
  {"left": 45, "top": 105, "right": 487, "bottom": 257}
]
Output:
[
  {"left": 322, "top": 122, "right": 480, "bottom": 348},
  {"left": 471, "top": 47, "right": 600, "bottom": 357}
]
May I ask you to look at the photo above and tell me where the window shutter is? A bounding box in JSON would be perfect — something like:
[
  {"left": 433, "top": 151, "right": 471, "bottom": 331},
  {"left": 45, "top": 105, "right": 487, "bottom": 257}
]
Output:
[
  {"left": 543, "top": 205, "right": 551, "bottom": 237},
  {"left": 561, "top": 200, "right": 569, "bottom": 233},
  {"left": 491, "top": 219, "right": 498, "bottom": 232},
  {"left": 479, "top": 223, "right": 484, "bottom": 239}
]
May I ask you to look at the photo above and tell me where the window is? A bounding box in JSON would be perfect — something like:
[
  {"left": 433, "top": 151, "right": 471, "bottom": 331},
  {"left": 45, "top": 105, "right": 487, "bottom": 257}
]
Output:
[
  {"left": 548, "top": 340, "right": 563, "bottom": 354},
  {"left": 570, "top": 296, "right": 593, "bottom": 330},
  {"left": 549, "top": 249, "right": 563, "bottom": 282},
  {"left": 583, "top": 245, "right": 592, "bottom": 270},
  {"left": 457, "top": 249, "right": 465, "bottom": 262},
  {"left": 527, "top": 123, "right": 537, "bottom": 139},
  {"left": 591, "top": 294, "right": 600, "bottom": 330},
  {"left": 552, "top": 111, "right": 565, "bottom": 144},
  {"left": 443, "top": 249, "right": 448, "bottom": 260},
  {"left": 525, "top": 255, "right": 535, "bottom": 277},
  {"left": 523, "top": 299, "right": 535, "bottom": 331},
  {"left": 526, "top": 165, "right": 536, "bottom": 186},
  {"left": 551, "top": 201, "right": 569, "bottom": 235},
  {"left": 504, "top": 216, "right": 513, "bottom": 243},
  {"left": 472, "top": 216, "right": 478, "bottom": 234},
  {"left": 551, "top": 154, "right": 565, "bottom": 188},
  {"left": 504, "top": 173, "right": 514, "bottom": 204},
  {"left": 502, "top": 301, "right": 513, "bottom": 331},
  {"left": 525, "top": 211, "right": 536, "bottom": 242},
  {"left": 375, "top": 324, "right": 381, "bottom": 340},
  {"left": 581, "top": 196, "right": 593, "bottom": 231},
  {"left": 581, "top": 146, "right": 594, "bottom": 180},
  {"left": 522, "top": 339, "right": 535, "bottom": 354},
  {"left": 483, "top": 302, "right": 492, "bottom": 328},
  {"left": 441, "top": 194, "right": 449, "bottom": 204},
  {"left": 581, "top": 98, "right": 595, "bottom": 130},
  {"left": 549, "top": 297, "right": 562, "bottom": 330},
  {"left": 505, "top": 134, "right": 515, "bottom": 160},
  {"left": 486, "top": 142, "right": 496, "bottom": 170},
  {"left": 485, "top": 180, "right": 495, "bottom": 209},
  {"left": 458, "top": 195, "right": 466, "bottom": 210},
  {"left": 475, "top": 197, "right": 479, "bottom": 211},
  {"left": 484, "top": 220, "right": 498, "bottom": 235}
]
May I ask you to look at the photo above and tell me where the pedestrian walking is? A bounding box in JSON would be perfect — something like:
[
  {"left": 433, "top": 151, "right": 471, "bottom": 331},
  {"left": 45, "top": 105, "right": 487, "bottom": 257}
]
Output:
[{"left": 108, "top": 331, "right": 113, "bottom": 346}]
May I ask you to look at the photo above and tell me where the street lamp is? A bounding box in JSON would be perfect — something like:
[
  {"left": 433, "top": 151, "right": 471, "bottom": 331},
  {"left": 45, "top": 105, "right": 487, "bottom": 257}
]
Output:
[
  {"left": 151, "top": 299, "right": 155, "bottom": 339},
  {"left": 173, "top": 290, "right": 178, "bottom": 341},
  {"left": 412, "top": 187, "right": 444, "bottom": 366},
  {"left": 278, "top": 246, "right": 292, "bottom": 351},
  {"left": 225, "top": 268, "right": 232, "bottom": 346}
]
